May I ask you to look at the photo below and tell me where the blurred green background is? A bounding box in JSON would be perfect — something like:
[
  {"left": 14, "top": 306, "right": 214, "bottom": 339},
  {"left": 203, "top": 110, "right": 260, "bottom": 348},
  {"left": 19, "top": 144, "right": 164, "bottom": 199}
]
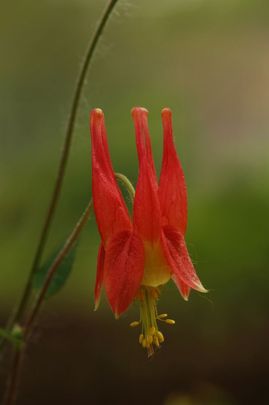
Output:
[{"left": 1, "top": 0, "right": 269, "bottom": 404}]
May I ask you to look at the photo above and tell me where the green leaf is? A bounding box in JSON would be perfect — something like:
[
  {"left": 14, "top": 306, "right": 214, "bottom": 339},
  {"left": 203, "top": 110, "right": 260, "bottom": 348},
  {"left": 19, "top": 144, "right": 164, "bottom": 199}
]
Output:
[
  {"left": 0, "top": 327, "right": 22, "bottom": 349},
  {"left": 33, "top": 243, "right": 77, "bottom": 299}
]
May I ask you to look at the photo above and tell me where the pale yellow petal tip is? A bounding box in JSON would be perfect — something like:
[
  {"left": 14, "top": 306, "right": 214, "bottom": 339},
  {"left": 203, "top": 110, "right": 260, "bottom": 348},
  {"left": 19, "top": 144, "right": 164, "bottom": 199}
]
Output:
[
  {"left": 93, "top": 300, "right": 100, "bottom": 312},
  {"left": 131, "top": 107, "right": 149, "bottom": 117},
  {"left": 182, "top": 294, "right": 189, "bottom": 302},
  {"left": 161, "top": 107, "right": 172, "bottom": 116},
  {"left": 195, "top": 282, "right": 208, "bottom": 294},
  {"left": 114, "top": 312, "right": 120, "bottom": 320},
  {"left": 93, "top": 108, "right": 103, "bottom": 115}
]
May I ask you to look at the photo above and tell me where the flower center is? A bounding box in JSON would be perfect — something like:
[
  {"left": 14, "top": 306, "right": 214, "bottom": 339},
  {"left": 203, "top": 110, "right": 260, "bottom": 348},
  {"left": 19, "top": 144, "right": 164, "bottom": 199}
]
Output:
[
  {"left": 129, "top": 286, "right": 175, "bottom": 357},
  {"left": 142, "top": 242, "right": 171, "bottom": 287}
]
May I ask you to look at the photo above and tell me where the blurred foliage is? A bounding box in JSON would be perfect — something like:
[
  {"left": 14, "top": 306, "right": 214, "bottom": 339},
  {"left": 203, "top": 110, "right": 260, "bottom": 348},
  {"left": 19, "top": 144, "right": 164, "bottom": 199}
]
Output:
[{"left": 0, "top": 0, "right": 269, "bottom": 404}]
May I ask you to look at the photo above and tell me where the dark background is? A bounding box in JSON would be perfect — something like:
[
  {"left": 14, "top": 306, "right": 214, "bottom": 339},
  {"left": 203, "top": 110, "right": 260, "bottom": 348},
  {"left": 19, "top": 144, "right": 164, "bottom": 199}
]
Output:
[{"left": 1, "top": 1, "right": 269, "bottom": 404}]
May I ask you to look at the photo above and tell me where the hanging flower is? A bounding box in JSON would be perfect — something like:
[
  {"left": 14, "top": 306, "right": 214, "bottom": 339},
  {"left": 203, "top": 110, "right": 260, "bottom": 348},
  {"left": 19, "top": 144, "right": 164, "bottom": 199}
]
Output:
[{"left": 90, "top": 107, "right": 207, "bottom": 356}]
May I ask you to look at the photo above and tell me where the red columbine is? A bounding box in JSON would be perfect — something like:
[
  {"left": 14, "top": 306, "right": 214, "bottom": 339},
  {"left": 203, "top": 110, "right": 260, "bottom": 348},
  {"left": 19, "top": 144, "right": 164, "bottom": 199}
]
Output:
[{"left": 90, "top": 107, "right": 207, "bottom": 356}]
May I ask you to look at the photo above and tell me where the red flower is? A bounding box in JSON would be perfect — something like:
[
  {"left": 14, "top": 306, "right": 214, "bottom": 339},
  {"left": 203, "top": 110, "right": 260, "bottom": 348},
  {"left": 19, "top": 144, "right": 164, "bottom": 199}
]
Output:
[{"left": 90, "top": 107, "right": 207, "bottom": 355}]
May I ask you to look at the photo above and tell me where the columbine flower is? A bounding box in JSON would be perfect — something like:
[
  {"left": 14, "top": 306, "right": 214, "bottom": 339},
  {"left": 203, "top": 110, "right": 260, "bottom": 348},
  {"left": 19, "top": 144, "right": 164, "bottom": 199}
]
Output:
[{"left": 90, "top": 107, "right": 207, "bottom": 356}]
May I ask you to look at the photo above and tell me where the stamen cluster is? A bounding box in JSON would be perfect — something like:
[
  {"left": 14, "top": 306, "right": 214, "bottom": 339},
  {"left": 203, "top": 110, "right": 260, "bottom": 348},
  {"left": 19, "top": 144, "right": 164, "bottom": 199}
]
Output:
[{"left": 130, "top": 287, "right": 175, "bottom": 357}]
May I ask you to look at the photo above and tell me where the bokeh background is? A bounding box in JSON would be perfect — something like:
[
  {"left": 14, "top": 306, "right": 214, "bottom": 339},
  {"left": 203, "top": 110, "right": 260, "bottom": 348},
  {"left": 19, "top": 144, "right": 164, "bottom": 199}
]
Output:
[{"left": 1, "top": 0, "right": 269, "bottom": 404}]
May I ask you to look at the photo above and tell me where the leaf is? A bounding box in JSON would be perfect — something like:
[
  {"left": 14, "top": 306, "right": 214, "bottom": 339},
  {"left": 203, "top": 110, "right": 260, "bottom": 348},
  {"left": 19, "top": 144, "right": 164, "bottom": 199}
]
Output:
[
  {"left": 33, "top": 243, "right": 77, "bottom": 299},
  {"left": 0, "top": 327, "right": 22, "bottom": 348}
]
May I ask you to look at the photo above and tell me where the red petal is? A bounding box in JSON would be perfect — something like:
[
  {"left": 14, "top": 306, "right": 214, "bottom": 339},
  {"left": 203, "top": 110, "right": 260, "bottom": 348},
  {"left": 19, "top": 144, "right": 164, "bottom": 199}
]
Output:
[
  {"left": 159, "top": 108, "right": 188, "bottom": 235},
  {"left": 94, "top": 243, "right": 105, "bottom": 310},
  {"left": 90, "top": 109, "right": 132, "bottom": 244},
  {"left": 162, "top": 225, "right": 207, "bottom": 294},
  {"left": 132, "top": 108, "right": 162, "bottom": 242},
  {"left": 104, "top": 231, "right": 144, "bottom": 317}
]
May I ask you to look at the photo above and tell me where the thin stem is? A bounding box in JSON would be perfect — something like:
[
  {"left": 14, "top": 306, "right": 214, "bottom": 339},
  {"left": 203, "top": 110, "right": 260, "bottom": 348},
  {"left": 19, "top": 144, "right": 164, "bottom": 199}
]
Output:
[
  {"left": 3, "top": 200, "right": 92, "bottom": 405},
  {"left": 10, "top": 0, "right": 119, "bottom": 329},
  {"left": 3, "top": 349, "right": 25, "bottom": 405}
]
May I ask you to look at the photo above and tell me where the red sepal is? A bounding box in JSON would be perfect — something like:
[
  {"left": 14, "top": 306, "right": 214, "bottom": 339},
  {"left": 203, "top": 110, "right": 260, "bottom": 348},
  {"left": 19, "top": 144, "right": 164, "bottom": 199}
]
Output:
[
  {"left": 90, "top": 109, "right": 131, "bottom": 244},
  {"left": 94, "top": 243, "right": 105, "bottom": 310},
  {"left": 104, "top": 231, "right": 144, "bottom": 317},
  {"left": 162, "top": 225, "right": 207, "bottom": 294},
  {"left": 159, "top": 108, "right": 188, "bottom": 234}
]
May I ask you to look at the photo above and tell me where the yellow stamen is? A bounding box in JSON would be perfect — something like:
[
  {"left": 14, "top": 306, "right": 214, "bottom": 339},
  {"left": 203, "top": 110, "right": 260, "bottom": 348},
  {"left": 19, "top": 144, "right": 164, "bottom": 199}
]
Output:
[
  {"left": 165, "top": 319, "right": 176, "bottom": 325},
  {"left": 142, "top": 338, "right": 147, "bottom": 348},
  {"left": 129, "top": 321, "right": 140, "bottom": 327},
  {"left": 154, "top": 336, "right": 160, "bottom": 348},
  {"left": 139, "top": 334, "right": 144, "bottom": 344},
  {"left": 157, "top": 331, "right": 165, "bottom": 343},
  {"left": 158, "top": 313, "right": 168, "bottom": 319},
  {"left": 147, "top": 335, "right": 153, "bottom": 345}
]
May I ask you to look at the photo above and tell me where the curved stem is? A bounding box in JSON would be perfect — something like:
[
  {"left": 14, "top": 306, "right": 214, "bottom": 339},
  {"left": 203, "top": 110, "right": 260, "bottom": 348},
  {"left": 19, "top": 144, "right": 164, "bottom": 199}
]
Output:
[{"left": 10, "top": 0, "right": 119, "bottom": 328}]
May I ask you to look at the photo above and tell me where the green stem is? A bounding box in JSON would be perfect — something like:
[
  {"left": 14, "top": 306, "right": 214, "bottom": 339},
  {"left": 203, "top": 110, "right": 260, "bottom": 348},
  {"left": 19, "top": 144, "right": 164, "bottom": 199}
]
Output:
[
  {"left": 7, "top": 0, "right": 119, "bottom": 332},
  {"left": 3, "top": 349, "right": 25, "bottom": 405}
]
